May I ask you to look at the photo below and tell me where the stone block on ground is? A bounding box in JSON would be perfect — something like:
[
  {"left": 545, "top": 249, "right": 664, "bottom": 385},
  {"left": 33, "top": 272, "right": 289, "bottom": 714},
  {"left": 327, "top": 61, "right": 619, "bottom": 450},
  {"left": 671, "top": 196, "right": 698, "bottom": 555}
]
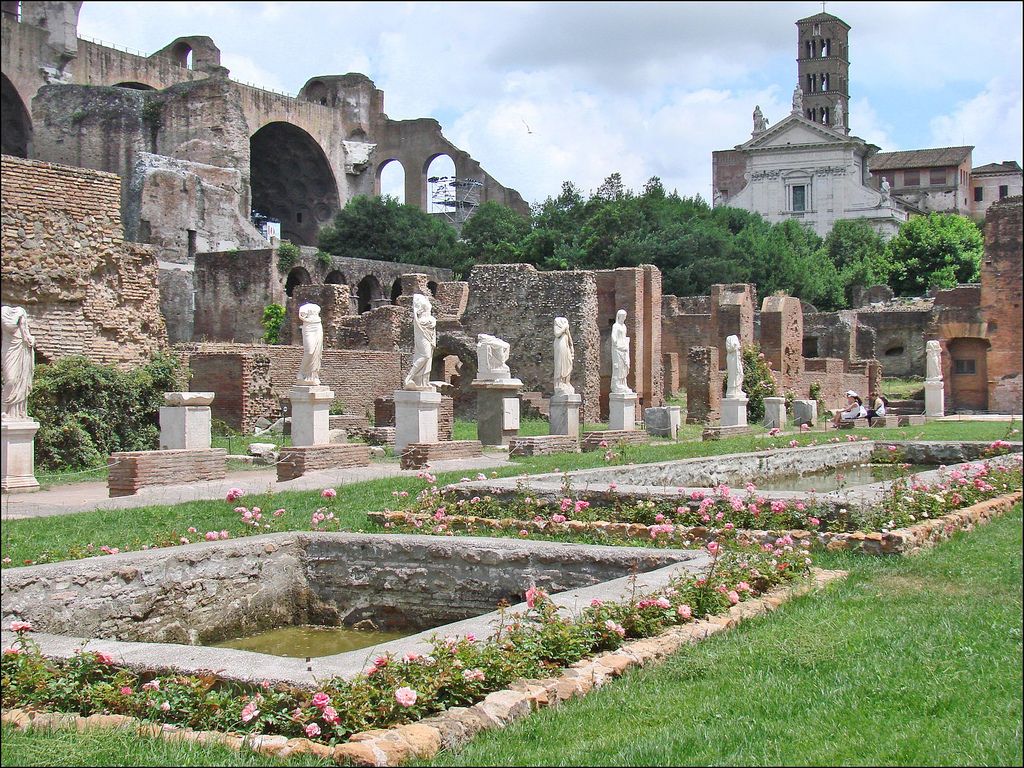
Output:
[
  {"left": 108, "top": 449, "right": 227, "bottom": 497},
  {"left": 508, "top": 435, "right": 580, "bottom": 457},
  {"left": 401, "top": 440, "right": 483, "bottom": 469},
  {"left": 581, "top": 430, "right": 648, "bottom": 452}
]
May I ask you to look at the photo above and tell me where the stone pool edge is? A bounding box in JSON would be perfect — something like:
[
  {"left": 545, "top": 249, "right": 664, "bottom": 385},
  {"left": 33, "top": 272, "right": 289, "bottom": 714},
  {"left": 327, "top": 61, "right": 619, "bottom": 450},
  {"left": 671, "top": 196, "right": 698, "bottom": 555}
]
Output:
[
  {"left": 0, "top": 567, "right": 847, "bottom": 766},
  {"left": 369, "top": 490, "right": 1023, "bottom": 557}
]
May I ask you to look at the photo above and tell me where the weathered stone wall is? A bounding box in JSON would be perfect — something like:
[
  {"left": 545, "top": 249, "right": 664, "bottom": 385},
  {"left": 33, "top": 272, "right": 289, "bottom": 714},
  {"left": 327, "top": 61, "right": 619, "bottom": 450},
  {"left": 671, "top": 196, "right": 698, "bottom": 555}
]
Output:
[
  {"left": 0, "top": 155, "right": 167, "bottom": 367},
  {"left": 463, "top": 264, "right": 602, "bottom": 423},
  {"left": 710, "top": 284, "right": 756, "bottom": 366},
  {"left": 193, "top": 249, "right": 284, "bottom": 343},
  {"left": 849, "top": 305, "right": 931, "bottom": 377},
  {"left": 181, "top": 342, "right": 403, "bottom": 431},
  {"left": 760, "top": 294, "right": 803, "bottom": 391},
  {"left": 685, "top": 346, "right": 720, "bottom": 424},
  {"left": 981, "top": 197, "right": 1023, "bottom": 412}
]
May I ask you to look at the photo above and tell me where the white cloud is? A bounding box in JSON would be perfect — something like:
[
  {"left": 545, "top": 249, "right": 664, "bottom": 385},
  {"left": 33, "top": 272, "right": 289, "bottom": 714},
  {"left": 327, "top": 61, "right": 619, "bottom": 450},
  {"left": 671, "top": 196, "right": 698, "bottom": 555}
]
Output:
[
  {"left": 929, "top": 76, "right": 1024, "bottom": 165},
  {"left": 220, "top": 53, "right": 289, "bottom": 93}
]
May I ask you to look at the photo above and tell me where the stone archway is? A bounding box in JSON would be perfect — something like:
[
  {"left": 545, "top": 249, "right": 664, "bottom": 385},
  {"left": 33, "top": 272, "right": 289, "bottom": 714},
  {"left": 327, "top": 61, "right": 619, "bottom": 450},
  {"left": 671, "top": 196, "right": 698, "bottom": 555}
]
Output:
[
  {"left": 356, "top": 274, "right": 384, "bottom": 314},
  {"left": 325, "top": 270, "right": 347, "bottom": 285},
  {"left": 390, "top": 278, "right": 403, "bottom": 304},
  {"left": 250, "top": 122, "right": 340, "bottom": 246},
  {"left": 1, "top": 73, "right": 31, "bottom": 158},
  {"left": 285, "top": 266, "right": 311, "bottom": 297}
]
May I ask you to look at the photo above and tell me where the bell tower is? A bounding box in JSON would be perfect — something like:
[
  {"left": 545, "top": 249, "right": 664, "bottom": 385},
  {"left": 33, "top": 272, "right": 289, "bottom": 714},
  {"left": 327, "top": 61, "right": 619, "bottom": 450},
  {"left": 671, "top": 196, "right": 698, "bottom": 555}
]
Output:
[{"left": 796, "top": 12, "right": 850, "bottom": 133}]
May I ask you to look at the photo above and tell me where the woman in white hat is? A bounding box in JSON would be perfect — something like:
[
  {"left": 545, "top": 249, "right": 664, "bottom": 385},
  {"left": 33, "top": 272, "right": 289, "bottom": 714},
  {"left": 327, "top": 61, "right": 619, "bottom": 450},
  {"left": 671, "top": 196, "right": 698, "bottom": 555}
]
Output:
[{"left": 831, "top": 390, "right": 866, "bottom": 427}]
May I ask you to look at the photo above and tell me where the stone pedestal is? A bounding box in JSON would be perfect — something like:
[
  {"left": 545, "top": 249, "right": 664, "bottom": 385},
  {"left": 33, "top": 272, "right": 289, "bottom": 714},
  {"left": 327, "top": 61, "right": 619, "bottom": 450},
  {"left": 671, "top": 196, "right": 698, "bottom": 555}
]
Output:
[
  {"left": 289, "top": 385, "right": 335, "bottom": 447},
  {"left": 924, "top": 380, "right": 945, "bottom": 418},
  {"left": 472, "top": 379, "right": 523, "bottom": 447},
  {"left": 644, "top": 406, "right": 681, "bottom": 439},
  {"left": 549, "top": 393, "right": 582, "bottom": 440},
  {"left": 793, "top": 399, "right": 817, "bottom": 427},
  {"left": 1, "top": 419, "right": 40, "bottom": 493},
  {"left": 609, "top": 391, "right": 639, "bottom": 431},
  {"left": 721, "top": 396, "right": 748, "bottom": 428},
  {"left": 394, "top": 389, "right": 442, "bottom": 454},
  {"left": 763, "top": 397, "right": 786, "bottom": 429},
  {"left": 159, "top": 407, "right": 212, "bottom": 450}
]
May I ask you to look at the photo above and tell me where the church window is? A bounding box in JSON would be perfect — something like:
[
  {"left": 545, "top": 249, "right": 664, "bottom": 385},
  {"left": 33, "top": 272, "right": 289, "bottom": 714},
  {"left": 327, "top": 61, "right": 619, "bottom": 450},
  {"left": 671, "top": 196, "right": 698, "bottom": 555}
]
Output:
[
  {"left": 903, "top": 170, "right": 920, "bottom": 187},
  {"left": 812, "top": 23, "right": 821, "bottom": 36},
  {"left": 974, "top": 186, "right": 983, "bottom": 202},
  {"left": 792, "top": 185, "right": 807, "bottom": 212},
  {"left": 821, "top": 107, "right": 830, "bottom": 125},
  {"left": 821, "top": 73, "right": 829, "bottom": 91},
  {"left": 822, "top": 38, "right": 831, "bottom": 56}
]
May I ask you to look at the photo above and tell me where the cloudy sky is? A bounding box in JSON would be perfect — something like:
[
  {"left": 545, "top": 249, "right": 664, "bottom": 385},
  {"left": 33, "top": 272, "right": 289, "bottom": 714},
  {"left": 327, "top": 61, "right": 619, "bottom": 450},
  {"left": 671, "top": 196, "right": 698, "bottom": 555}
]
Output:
[{"left": 77, "top": 1, "right": 1023, "bottom": 207}]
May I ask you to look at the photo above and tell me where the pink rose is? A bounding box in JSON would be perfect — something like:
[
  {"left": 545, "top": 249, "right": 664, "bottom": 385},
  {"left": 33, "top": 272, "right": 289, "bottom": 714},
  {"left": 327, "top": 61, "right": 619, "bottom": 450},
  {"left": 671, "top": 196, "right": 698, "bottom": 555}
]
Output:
[
  {"left": 706, "top": 541, "right": 720, "bottom": 556},
  {"left": 219, "top": 530, "right": 230, "bottom": 539},
  {"left": 10, "top": 621, "right": 32, "bottom": 633},
  {"left": 311, "top": 692, "right": 331, "bottom": 709},
  {"left": 95, "top": 651, "right": 116, "bottom": 665},
  {"left": 395, "top": 686, "right": 418, "bottom": 707},
  {"left": 241, "top": 701, "right": 260, "bottom": 723},
  {"left": 305, "top": 722, "right": 321, "bottom": 738},
  {"left": 160, "top": 701, "right": 171, "bottom": 712},
  {"left": 119, "top": 686, "right": 133, "bottom": 695},
  {"left": 205, "top": 531, "right": 219, "bottom": 541},
  {"left": 462, "top": 668, "right": 486, "bottom": 682},
  {"left": 226, "top": 488, "right": 244, "bottom": 502},
  {"left": 727, "top": 590, "right": 740, "bottom": 605},
  {"left": 525, "top": 585, "right": 539, "bottom": 608},
  {"left": 321, "top": 488, "right": 337, "bottom": 499},
  {"left": 677, "top": 604, "right": 693, "bottom": 620},
  {"left": 142, "top": 680, "right": 160, "bottom": 691},
  {"left": 321, "top": 706, "right": 339, "bottom": 725}
]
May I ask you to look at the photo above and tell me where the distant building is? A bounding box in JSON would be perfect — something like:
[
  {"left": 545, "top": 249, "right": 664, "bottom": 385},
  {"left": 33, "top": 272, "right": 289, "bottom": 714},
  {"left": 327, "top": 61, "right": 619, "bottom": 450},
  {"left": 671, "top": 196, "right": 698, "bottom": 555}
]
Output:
[
  {"left": 868, "top": 146, "right": 974, "bottom": 215},
  {"left": 970, "top": 161, "right": 1023, "bottom": 220}
]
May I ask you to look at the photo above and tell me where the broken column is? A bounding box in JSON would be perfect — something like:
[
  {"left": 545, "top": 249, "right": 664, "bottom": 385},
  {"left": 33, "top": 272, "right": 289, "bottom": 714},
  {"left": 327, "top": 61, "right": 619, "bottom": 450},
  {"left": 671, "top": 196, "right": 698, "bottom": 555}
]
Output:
[
  {"left": 924, "top": 340, "right": 945, "bottom": 418},
  {"left": 472, "top": 333, "right": 522, "bottom": 446},
  {"left": 763, "top": 397, "right": 786, "bottom": 429}
]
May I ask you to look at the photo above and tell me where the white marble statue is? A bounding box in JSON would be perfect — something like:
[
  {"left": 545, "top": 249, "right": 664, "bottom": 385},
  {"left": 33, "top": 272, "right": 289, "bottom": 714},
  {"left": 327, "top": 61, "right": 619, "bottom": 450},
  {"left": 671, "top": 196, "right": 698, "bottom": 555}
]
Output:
[
  {"left": 752, "top": 105, "right": 768, "bottom": 133},
  {"left": 879, "top": 176, "right": 891, "bottom": 205},
  {"left": 296, "top": 303, "right": 323, "bottom": 386},
  {"left": 553, "top": 317, "right": 575, "bottom": 395},
  {"left": 925, "top": 340, "right": 943, "bottom": 381},
  {"left": 610, "top": 309, "right": 633, "bottom": 395},
  {"left": 833, "top": 100, "right": 844, "bottom": 129},
  {"left": 404, "top": 293, "right": 437, "bottom": 391},
  {"left": 725, "top": 334, "right": 745, "bottom": 399},
  {"left": 791, "top": 84, "right": 803, "bottom": 114},
  {"left": 476, "top": 333, "right": 512, "bottom": 381},
  {"left": 1, "top": 305, "right": 35, "bottom": 421}
]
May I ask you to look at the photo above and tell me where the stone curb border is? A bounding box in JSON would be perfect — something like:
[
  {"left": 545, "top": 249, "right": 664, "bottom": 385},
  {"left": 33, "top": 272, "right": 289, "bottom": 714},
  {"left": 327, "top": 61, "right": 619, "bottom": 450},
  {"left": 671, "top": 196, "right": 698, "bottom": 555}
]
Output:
[
  {"left": 369, "top": 491, "right": 1022, "bottom": 556},
  {"left": 1, "top": 569, "right": 846, "bottom": 766}
]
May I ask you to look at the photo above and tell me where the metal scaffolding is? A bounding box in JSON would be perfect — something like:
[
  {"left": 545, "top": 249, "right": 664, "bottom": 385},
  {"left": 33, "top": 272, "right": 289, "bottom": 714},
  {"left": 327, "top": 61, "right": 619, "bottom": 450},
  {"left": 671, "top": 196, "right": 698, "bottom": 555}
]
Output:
[{"left": 428, "top": 175, "right": 483, "bottom": 227}]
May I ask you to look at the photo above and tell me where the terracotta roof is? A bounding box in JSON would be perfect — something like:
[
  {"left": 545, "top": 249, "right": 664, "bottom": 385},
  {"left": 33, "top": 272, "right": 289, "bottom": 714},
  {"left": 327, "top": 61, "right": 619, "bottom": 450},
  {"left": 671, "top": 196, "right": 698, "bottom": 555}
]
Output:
[
  {"left": 796, "top": 12, "right": 850, "bottom": 28},
  {"left": 971, "top": 161, "right": 1022, "bottom": 175},
  {"left": 869, "top": 147, "right": 973, "bottom": 171}
]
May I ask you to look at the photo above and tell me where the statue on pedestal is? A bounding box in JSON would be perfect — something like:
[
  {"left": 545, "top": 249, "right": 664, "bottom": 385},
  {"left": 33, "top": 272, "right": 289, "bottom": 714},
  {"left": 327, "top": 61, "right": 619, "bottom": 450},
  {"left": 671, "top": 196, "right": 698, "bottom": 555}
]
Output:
[
  {"left": 792, "top": 84, "right": 804, "bottom": 114},
  {"left": 1, "top": 305, "right": 35, "bottom": 420},
  {"left": 296, "top": 303, "right": 323, "bottom": 386},
  {"left": 404, "top": 294, "right": 437, "bottom": 391},
  {"left": 753, "top": 105, "right": 768, "bottom": 133},
  {"left": 725, "top": 335, "right": 745, "bottom": 399},
  {"left": 553, "top": 317, "right": 575, "bottom": 395},
  {"left": 879, "top": 176, "right": 891, "bottom": 205},
  {"left": 476, "top": 333, "right": 513, "bottom": 381},
  {"left": 610, "top": 309, "right": 633, "bottom": 394},
  {"left": 926, "top": 340, "right": 943, "bottom": 381}
]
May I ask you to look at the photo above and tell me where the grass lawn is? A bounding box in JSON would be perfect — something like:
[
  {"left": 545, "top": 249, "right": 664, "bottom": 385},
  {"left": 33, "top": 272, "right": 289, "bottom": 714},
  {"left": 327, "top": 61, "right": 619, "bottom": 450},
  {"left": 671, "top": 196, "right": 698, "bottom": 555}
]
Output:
[
  {"left": 2, "top": 420, "right": 1016, "bottom": 568},
  {"left": 3, "top": 505, "right": 1020, "bottom": 766}
]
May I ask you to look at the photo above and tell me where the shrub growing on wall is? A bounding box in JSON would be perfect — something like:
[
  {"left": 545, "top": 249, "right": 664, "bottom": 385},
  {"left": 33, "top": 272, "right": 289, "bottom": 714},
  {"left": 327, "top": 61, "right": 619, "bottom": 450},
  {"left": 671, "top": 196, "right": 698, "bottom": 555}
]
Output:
[
  {"left": 276, "top": 241, "right": 301, "bottom": 274},
  {"left": 261, "top": 304, "right": 286, "bottom": 344},
  {"left": 29, "top": 353, "right": 184, "bottom": 471}
]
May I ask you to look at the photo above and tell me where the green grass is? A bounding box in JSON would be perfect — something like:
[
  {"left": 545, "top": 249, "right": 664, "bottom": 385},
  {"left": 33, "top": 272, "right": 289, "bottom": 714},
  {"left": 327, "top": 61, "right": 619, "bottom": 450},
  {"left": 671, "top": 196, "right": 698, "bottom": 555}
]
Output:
[
  {"left": 882, "top": 377, "right": 926, "bottom": 400},
  {"left": 4, "top": 507, "right": 1020, "bottom": 766},
  {"left": 3, "top": 420, "right": 1016, "bottom": 568},
  {"left": 0, "top": 724, "right": 330, "bottom": 767},
  {"left": 422, "top": 504, "right": 1024, "bottom": 767}
]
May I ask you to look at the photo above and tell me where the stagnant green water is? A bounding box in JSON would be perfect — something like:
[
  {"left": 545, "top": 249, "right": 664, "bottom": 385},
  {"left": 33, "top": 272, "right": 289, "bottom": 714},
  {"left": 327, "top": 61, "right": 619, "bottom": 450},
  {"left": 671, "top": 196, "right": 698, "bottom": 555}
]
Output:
[
  {"left": 211, "top": 625, "right": 410, "bottom": 658},
  {"left": 751, "top": 464, "right": 933, "bottom": 493}
]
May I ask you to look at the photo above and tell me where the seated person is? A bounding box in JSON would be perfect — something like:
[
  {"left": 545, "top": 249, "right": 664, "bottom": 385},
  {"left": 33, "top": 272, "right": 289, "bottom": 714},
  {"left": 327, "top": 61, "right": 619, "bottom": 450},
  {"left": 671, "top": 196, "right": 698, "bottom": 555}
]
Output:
[
  {"left": 866, "top": 394, "right": 888, "bottom": 425},
  {"left": 831, "top": 391, "right": 867, "bottom": 427}
]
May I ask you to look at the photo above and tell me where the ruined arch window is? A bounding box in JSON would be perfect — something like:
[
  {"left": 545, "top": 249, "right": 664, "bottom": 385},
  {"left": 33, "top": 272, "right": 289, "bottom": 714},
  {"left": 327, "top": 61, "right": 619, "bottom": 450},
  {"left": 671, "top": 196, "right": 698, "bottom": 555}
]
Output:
[
  {"left": 426, "top": 154, "right": 457, "bottom": 215},
  {"left": 325, "top": 270, "right": 347, "bottom": 285},
  {"left": 356, "top": 275, "right": 384, "bottom": 314},
  {"left": 285, "top": 266, "right": 311, "bottom": 297},
  {"left": 1, "top": 73, "right": 31, "bottom": 158},
  {"left": 377, "top": 160, "right": 405, "bottom": 204},
  {"left": 884, "top": 346, "right": 905, "bottom": 357},
  {"left": 427, "top": 281, "right": 439, "bottom": 297},
  {"left": 822, "top": 39, "right": 831, "bottom": 56},
  {"left": 803, "top": 337, "right": 819, "bottom": 357},
  {"left": 171, "top": 42, "right": 193, "bottom": 69},
  {"left": 390, "top": 279, "right": 402, "bottom": 303}
]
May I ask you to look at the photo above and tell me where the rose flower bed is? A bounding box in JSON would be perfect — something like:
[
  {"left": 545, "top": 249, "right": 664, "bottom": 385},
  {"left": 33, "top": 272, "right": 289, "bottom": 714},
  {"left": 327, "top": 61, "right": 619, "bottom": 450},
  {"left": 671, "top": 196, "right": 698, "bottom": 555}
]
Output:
[
  {"left": 2, "top": 532, "right": 812, "bottom": 749},
  {"left": 371, "top": 454, "right": 1023, "bottom": 556}
]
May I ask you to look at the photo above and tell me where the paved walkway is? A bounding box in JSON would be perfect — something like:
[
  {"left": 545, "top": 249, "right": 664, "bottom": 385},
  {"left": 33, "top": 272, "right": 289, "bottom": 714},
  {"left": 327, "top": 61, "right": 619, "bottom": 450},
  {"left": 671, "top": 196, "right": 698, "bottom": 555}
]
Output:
[{"left": 1, "top": 454, "right": 514, "bottom": 521}]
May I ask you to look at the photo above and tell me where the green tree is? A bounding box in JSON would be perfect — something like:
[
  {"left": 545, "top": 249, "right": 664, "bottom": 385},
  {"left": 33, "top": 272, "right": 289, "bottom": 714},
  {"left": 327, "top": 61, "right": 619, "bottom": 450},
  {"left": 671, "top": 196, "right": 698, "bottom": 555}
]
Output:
[
  {"left": 885, "top": 213, "right": 983, "bottom": 296},
  {"left": 261, "top": 303, "right": 286, "bottom": 344},
  {"left": 820, "top": 219, "right": 893, "bottom": 308},
  {"left": 317, "top": 195, "right": 459, "bottom": 273},
  {"left": 455, "top": 201, "right": 531, "bottom": 268}
]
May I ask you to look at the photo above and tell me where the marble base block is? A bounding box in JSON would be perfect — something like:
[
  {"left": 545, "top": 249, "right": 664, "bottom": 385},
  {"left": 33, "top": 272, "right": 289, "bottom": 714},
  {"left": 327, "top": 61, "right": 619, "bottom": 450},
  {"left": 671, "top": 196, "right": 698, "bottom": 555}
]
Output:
[
  {"left": 1, "top": 419, "right": 40, "bottom": 493},
  {"left": 394, "top": 389, "right": 442, "bottom": 454},
  {"left": 763, "top": 397, "right": 786, "bottom": 429},
  {"left": 721, "top": 396, "right": 748, "bottom": 428},
  {"left": 159, "top": 406, "right": 212, "bottom": 450},
  {"left": 644, "top": 406, "right": 681, "bottom": 438},
  {"left": 289, "top": 385, "right": 335, "bottom": 447},
  {"left": 792, "top": 399, "right": 817, "bottom": 427},
  {"left": 608, "top": 392, "right": 639, "bottom": 431},
  {"left": 549, "top": 393, "right": 582, "bottom": 440},
  {"left": 472, "top": 379, "right": 523, "bottom": 447},
  {"left": 924, "top": 380, "right": 945, "bottom": 418}
]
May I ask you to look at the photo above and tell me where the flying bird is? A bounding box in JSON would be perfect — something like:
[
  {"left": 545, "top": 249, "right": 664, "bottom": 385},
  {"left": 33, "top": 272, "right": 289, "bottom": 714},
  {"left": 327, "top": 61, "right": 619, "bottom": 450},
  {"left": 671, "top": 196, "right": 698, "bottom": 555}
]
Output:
[{"left": 522, "top": 119, "right": 534, "bottom": 135}]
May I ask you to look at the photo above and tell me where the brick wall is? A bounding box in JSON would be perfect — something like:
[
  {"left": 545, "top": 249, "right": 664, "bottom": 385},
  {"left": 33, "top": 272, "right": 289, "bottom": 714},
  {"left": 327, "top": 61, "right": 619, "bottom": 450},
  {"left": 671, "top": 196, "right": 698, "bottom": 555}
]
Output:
[
  {"left": 180, "top": 342, "right": 403, "bottom": 432},
  {"left": 981, "top": 197, "right": 1023, "bottom": 412},
  {"left": 0, "top": 155, "right": 167, "bottom": 367}
]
